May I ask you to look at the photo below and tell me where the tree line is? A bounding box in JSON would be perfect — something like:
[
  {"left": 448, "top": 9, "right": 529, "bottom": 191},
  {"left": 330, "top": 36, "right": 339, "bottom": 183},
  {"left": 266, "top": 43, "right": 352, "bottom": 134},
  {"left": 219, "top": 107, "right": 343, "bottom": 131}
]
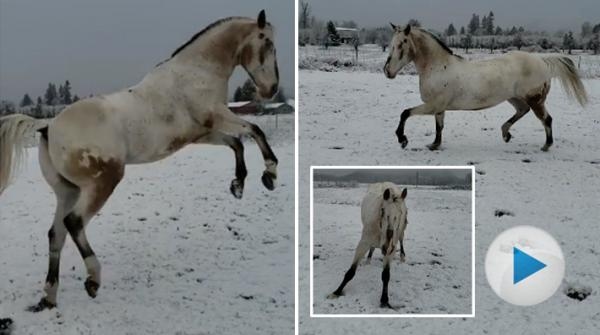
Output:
[
  {"left": 1, "top": 80, "right": 82, "bottom": 118},
  {"left": 298, "top": 1, "right": 600, "bottom": 54}
]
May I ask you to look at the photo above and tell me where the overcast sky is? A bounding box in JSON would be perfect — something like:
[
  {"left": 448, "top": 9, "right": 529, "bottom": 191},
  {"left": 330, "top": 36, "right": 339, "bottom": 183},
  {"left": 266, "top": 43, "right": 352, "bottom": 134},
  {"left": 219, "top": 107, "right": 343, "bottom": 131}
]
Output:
[
  {"left": 0, "top": 0, "right": 294, "bottom": 103},
  {"left": 307, "top": 0, "right": 599, "bottom": 32}
]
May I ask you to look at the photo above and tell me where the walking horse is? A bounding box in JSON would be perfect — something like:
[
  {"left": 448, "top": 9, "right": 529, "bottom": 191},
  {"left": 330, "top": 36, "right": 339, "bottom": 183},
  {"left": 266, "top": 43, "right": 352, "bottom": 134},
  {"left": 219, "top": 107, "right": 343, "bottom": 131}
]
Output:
[
  {"left": 0, "top": 10, "right": 280, "bottom": 312},
  {"left": 384, "top": 24, "right": 588, "bottom": 151},
  {"left": 327, "top": 183, "right": 408, "bottom": 309}
]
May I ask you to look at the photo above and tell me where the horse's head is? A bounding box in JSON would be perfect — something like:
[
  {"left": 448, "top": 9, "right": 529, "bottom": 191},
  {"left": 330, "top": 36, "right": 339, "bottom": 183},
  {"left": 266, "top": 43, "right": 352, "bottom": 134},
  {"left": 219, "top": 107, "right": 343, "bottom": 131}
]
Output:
[
  {"left": 380, "top": 187, "right": 408, "bottom": 256},
  {"left": 239, "top": 10, "right": 279, "bottom": 99},
  {"left": 383, "top": 24, "right": 414, "bottom": 79}
]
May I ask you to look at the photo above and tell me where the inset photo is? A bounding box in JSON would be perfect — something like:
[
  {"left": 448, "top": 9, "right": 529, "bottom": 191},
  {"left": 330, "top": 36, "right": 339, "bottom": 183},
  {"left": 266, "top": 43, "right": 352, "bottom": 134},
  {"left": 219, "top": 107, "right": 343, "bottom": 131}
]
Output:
[{"left": 310, "top": 166, "right": 474, "bottom": 317}]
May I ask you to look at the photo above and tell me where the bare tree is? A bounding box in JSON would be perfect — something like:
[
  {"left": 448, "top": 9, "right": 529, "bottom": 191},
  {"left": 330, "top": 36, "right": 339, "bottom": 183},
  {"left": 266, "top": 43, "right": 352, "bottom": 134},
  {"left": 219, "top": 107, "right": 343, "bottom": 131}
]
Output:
[{"left": 300, "top": 1, "right": 311, "bottom": 29}]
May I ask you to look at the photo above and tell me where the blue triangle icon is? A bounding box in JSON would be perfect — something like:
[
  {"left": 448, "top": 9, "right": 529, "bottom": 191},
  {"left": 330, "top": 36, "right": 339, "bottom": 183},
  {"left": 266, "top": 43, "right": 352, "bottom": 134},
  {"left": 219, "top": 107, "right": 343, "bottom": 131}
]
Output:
[{"left": 513, "top": 247, "right": 546, "bottom": 284}]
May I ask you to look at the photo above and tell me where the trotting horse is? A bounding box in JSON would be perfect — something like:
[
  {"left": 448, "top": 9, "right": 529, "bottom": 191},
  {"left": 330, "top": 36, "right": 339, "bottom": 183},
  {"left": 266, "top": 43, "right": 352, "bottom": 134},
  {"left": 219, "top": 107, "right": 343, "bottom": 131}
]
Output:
[
  {"left": 384, "top": 24, "right": 588, "bottom": 151},
  {"left": 0, "top": 10, "right": 280, "bottom": 312},
  {"left": 327, "top": 183, "right": 408, "bottom": 309}
]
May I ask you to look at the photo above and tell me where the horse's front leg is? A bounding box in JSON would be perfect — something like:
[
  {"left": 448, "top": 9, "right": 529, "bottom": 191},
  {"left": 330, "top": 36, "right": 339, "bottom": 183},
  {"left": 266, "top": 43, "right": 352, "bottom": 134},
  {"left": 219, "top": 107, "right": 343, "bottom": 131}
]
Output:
[
  {"left": 395, "top": 103, "right": 437, "bottom": 149},
  {"left": 380, "top": 253, "right": 394, "bottom": 309},
  {"left": 327, "top": 240, "right": 370, "bottom": 299},
  {"left": 214, "top": 108, "right": 278, "bottom": 191},
  {"left": 201, "top": 132, "right": 248, "bottom": 199}
]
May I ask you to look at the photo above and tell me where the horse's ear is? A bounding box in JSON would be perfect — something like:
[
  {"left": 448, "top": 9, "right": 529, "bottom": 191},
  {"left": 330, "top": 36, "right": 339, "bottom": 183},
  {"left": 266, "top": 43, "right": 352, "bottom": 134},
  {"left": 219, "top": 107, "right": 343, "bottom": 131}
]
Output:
[
  {"left": 404, "top": 24, "right": 411, "bottom": 35},
  {"left": 400, "top": 188, "right": 407, "bottom": 199},
  {"left": 383, "top": 188, "right": 391, "bottom": 201},
  {"left": 257, "top": 9, "right": 266, "bottom": 29},
  {"left": 390, "top": 22, "right": 397, "bottom": 30}
]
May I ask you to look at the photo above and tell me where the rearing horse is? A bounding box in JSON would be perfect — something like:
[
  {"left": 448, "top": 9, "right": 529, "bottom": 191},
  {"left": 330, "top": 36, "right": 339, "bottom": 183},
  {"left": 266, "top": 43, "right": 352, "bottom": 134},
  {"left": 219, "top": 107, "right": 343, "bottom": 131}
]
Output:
[
  {"left": 384, "top": 24, "right": 588, "bottom": 151},
  {"left": 0, "top": 10, "right": 280, "bottom": 312}
]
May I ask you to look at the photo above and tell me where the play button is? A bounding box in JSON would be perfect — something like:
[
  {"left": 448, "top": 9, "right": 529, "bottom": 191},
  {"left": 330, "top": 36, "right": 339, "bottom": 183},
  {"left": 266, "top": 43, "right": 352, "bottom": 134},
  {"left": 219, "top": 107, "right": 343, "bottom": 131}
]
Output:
[
  {"left": 513, "top": 247, "right": 546, "bottom": 284},
  {"left": 485, "top": 226, "right": 565, "bottom": 306}
]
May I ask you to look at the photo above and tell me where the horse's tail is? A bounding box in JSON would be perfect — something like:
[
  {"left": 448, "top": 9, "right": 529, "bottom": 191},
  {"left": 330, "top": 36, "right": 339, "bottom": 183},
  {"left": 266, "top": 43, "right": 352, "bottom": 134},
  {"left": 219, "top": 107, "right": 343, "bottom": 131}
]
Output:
[
  {"left": 0, "top": 114, "right": 48, "bottom": 195},
  {"left": 542, "top": 55, "right": 588, "bottom": 107}
]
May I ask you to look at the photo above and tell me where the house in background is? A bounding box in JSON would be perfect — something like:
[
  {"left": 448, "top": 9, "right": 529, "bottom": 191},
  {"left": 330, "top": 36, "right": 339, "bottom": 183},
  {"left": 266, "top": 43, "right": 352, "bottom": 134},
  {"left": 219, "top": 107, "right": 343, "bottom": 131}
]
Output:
[
  {"left": 228, "top": 101, "right": 258, "bottom": 114},
  {"left": 335, "top": 27, "right": 359, "bottom": 44},
  {"left": 229, "top": 100, "right": 294, "bottom": 115}
]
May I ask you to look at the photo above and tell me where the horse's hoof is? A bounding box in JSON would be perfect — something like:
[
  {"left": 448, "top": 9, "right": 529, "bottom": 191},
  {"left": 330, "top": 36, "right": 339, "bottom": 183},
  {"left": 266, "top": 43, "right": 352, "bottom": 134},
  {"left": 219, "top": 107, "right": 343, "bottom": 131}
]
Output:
[
  {"left": 230, "top": 179, "right": 244, "bottom": 199},
  {"left": 261, "top": 171, "right": 276, "bottom": 191},
  {"left": 427, "top": 143, "right": 440, "bottom": 151},
  {"left": 327, "top": 292, "right": 341, "bottom": 299},
  {"left": 541, "top": 145, "right": 551, "bottom": 152},
  {"left": 0, "top": 318, "right": 14, "bottom": 332},
  {"left": 503, "top": 132, "right": 512, "bottom": 143},
  {"left": 27, "top": 297, "right": 56, "bottom": 312},
  {"left": 380, "top": 300, "right": 394, "bottom": 309},
  {"left": 397, "top": 135, "right": 408, "bottom": 148},
  {"left": 84, "top": 277, "right": 99, "bottom": 298}
]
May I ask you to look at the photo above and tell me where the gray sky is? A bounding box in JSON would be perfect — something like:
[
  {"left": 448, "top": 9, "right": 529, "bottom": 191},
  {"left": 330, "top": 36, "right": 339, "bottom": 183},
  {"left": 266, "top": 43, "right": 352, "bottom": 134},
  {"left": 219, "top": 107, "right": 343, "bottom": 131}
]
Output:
[
  {"left": 307, "top": 0, "right": 600, "bottom": 32},
  {"left": 0, "top": 0, "right": 294, "bottom": 103}
]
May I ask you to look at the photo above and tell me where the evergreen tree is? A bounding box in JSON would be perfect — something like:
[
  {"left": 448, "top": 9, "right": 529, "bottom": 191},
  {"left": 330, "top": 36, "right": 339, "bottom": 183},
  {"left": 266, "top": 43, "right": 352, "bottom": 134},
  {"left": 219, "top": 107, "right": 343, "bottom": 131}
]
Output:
[
  {"left": 407, "top": 18, "right": 421, "bottom": 27},
  {"left": 73, "top": 95, "right": 80, "bottom": 102},
  {"left": 481, "top": 15, "right": 488, "bottom": 34},
  {"left": 234, "top": 79, "right": 257, "bottom": 101},
  {"left": 468, "top": 14, "right": 480, "bottom": 35},
  {"left": 446, "top": 23, "right": 457, "bottom": 36},
  {"left": 495, "top": 26, "right": 503, "bottom": 35},
  {"left": 514, "top": 34, "right": 524, "bottom": 50},
  {"left": 563, "top": 31, "right": 575, "bottom": 54},
  {"left": 581, "top": 22, "right": 592, "bottom": 38},
  {"left": 487, "top": 11, "right": 495, "bottom": 35},
  {"left": 509, "top": 26, "right": 518, "bottom": 35},
  {"left": 44, "top": 83, "right": 58, "bottom": 105},
  {"left": 326, "top": 21, "right": 340, "bottom": 43},
  {"left": 233, "top": 86, "right": 243, "bottom": 102},
  {"left": 63, "top": 80, "right": 72, "bottom": 104},
  {"left": 20, "top": 93, "right": 33, "bottom": 107},
  {"left": 460, "top": 26, "right": 466, "bottom": 35}
]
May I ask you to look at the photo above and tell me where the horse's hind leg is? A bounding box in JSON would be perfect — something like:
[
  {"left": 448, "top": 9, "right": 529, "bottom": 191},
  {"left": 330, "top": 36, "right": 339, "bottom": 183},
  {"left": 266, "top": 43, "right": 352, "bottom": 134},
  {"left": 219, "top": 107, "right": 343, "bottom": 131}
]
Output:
[
  {"left": 61, "top": 156, "right": 124, "bottom": 299},
  {"left": 427, "top": 111, "right": 445, "bottom": 151},
  {"left": 526, "top": 82, "right": 553, "bottom": 151},
  {"left": 28, "top": 138, "right": 79, "bottom": 312},
  {"left": 214, "top": 108, "right": 278, "bottom": 191},
  {"left": 502, "top": 98, "right": 530, "bottom": 143}
]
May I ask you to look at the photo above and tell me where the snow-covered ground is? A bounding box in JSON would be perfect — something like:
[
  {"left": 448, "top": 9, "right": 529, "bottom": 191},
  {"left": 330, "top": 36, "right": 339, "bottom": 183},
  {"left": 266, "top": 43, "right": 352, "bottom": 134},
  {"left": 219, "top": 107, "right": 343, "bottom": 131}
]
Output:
[
  {"left": 312, "top": 185, "right": 472, "bottom": 315},
  {"left": 298, "top": 64, "right": 600, "bottom": 333},
  {"left": 0, "top": 115, "right": 294, "bottom": 335}
]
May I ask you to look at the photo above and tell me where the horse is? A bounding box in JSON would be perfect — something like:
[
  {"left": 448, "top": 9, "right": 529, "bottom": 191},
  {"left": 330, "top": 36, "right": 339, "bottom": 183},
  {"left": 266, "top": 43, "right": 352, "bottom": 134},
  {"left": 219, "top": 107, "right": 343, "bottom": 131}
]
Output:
[
  {"left": 383, "top": 24, "right": 588, "bottom": 151},
  {"left": 0, "top": 10, "right": 280, "bottom": 312},
  {"left": 327, "top": 183, "right": 408, "bottom": 309}
]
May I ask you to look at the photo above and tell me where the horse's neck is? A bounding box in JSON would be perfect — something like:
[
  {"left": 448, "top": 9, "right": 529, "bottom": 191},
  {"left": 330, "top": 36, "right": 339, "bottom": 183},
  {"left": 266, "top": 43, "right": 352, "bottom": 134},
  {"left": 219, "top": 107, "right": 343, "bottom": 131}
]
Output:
[
  {"left": 134, "top": 21, "right": 256, "bottom": 108},
  {"left": 411, "top": 32, "right": 453, "bottom": 74},
  {"left": 171, "top": 20, "right": 254, "bottom": 77}
]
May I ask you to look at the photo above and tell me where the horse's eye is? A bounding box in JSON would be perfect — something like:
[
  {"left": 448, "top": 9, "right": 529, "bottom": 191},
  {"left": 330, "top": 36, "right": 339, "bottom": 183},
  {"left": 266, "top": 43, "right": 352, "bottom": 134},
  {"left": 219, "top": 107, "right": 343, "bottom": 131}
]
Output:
[{"left": 403, "top": 38, "right": 407, "bottom": 43}]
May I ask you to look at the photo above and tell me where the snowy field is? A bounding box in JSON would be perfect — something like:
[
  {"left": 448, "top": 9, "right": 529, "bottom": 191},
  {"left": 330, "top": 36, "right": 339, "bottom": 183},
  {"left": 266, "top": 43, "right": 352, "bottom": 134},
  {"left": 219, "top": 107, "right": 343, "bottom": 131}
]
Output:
[
  {"left": 312, "top": 185, "right": 472, "bottom": 315},
  {"left": 0, "top": 115, "right": 294, "bottom": 335},
  {"left": 298, "top": 56, "right": 600, "bottom": 333}
]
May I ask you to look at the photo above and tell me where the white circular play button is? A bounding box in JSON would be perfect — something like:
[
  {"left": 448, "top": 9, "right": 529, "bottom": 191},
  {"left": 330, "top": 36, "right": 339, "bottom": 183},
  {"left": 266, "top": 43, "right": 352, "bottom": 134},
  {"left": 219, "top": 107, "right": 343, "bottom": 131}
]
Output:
[{"left": 485, "top": 225, "right": 565, "bottom": 306}]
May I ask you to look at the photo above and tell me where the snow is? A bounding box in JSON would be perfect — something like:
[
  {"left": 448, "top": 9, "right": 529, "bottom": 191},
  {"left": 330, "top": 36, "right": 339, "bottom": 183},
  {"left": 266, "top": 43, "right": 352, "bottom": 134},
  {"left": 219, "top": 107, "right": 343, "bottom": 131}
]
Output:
[
  {"left": 298, "top": 66, "right": 600, "bottom": 333},
  {"left": 312, "top": 185, "right": 472, "bottom": 315},
  {"left": 0, "top": 114, "right": 294, "bottom": 335}
]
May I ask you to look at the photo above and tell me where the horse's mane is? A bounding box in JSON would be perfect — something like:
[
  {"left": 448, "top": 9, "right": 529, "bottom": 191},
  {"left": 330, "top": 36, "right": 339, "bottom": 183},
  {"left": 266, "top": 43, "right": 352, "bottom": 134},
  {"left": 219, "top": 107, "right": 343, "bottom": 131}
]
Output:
[
  {"left": 171, "top": 16, "right": 247, "bottom": 57},
  {"left": 419, "top": 28, "right": 463, "bottom": 59}
]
